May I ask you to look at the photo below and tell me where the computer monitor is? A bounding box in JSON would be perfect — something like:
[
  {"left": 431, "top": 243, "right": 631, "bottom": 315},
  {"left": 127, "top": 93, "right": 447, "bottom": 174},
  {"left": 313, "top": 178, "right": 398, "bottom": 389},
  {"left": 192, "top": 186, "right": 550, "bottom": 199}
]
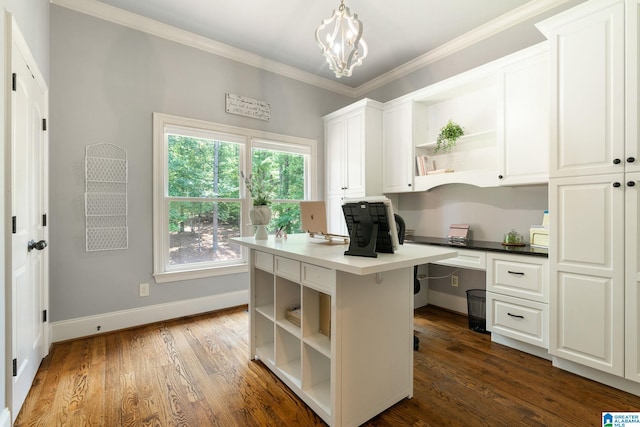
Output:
[{"left": 342, "top": 197, "right": 399, "bottom": 258}]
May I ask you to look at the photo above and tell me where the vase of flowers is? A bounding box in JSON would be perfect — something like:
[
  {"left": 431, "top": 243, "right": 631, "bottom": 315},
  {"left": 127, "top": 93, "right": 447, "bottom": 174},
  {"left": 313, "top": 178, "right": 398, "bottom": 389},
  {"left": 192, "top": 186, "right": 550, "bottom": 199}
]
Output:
[{"left": 241, "top": 171, "right": 274, "bottom": 239}]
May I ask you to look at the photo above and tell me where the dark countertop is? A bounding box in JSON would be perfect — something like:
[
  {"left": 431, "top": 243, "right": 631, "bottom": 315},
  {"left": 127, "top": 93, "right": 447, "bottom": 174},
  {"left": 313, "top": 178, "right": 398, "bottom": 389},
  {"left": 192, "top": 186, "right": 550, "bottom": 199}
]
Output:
[{"left": 407, "top": 236, "right": 548, "bottom": 258}]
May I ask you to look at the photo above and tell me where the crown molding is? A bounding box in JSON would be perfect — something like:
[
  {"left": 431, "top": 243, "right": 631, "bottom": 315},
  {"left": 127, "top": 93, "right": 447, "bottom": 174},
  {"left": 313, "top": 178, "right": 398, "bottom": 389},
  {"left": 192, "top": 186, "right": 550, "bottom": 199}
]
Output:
[
  {"left": 52, "top": 0, "right": 570, "bottom": 99},
  {"left": 353, "top": 0, "right": 573, "bottom": 97},
  {"left": 51, "top": 0, "right": 358, "bottom": 97}
]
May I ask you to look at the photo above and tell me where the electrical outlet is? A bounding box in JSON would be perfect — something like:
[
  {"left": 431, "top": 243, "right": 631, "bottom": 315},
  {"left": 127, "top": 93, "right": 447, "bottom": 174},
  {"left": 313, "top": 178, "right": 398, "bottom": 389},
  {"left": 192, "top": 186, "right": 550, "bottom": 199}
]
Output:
[
  {"left": 139, "top": 282, "right": 150, "bottom": 297},
  {"left": 451, "top": 275, "right": 459, "bottom": 287}
]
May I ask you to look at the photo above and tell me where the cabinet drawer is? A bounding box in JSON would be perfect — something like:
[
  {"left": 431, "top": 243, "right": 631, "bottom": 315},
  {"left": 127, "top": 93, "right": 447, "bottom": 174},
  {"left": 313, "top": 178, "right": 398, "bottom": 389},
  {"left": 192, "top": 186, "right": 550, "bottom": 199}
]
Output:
[
  {"left": 301, "top": 263, "right": 334, "bottom": 294},
  {"left": 487, "top": 292, "right": 548, "bottom": 349},
  {"left": 255, "top": 251, "right": 274, "bottom": 272},
  {"left": 487, "top": 253, "right": 548, "bottom": 302},
  {"left": 432, "top": 248, "right": 486, "bottom": 271},
  {"left": 275, "top": 256, "right": 301, "bottom": 282}
]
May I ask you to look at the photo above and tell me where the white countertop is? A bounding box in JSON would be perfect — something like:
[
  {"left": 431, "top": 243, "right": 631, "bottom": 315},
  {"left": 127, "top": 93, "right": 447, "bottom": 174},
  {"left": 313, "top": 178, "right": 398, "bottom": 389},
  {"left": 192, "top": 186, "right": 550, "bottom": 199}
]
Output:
[{"left": 232, "top": 234, "right": 458, "bottom": 275}]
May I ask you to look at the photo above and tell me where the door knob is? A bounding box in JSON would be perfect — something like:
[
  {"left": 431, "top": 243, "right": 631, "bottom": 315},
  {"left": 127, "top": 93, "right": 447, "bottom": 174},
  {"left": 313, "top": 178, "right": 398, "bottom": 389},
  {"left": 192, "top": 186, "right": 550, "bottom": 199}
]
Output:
[{"left": 27, "top": 240, "right": 47, "bottom": 252}]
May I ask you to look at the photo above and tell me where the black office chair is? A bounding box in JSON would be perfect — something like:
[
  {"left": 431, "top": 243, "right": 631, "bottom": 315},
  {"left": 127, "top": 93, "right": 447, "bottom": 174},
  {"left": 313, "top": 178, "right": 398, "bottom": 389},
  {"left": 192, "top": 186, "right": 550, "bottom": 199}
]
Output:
[
  {"left": 394, "top": 214, "right": 405, "bottom": 244},
  {"left": 394, "top": 215, "right": 419, "bottom": 351}
]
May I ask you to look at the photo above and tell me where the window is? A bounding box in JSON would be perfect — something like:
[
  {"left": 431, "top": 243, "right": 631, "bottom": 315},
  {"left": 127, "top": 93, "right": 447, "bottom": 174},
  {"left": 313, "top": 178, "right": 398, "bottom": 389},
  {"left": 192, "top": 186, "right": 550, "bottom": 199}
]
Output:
[
  {"left": 251, "top": 139, "right": 311, "bottom": 234},
  {"left": 153, "top": 113, "right": 316, "bottom": 282}
]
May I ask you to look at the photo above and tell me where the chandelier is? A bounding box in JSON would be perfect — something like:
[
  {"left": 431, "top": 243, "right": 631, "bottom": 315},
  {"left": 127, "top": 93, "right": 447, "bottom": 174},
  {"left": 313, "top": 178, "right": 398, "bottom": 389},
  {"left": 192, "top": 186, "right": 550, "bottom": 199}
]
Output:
[{"left": 315, "top": 0, "right": 368, "bottom": 78}]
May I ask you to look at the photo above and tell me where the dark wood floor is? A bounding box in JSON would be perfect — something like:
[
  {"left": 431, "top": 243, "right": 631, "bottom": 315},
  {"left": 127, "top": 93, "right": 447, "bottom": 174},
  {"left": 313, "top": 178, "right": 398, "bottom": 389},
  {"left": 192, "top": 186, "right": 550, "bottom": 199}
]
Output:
[{"left": 15, "top": 304, "right": 640, "bottom": 426}]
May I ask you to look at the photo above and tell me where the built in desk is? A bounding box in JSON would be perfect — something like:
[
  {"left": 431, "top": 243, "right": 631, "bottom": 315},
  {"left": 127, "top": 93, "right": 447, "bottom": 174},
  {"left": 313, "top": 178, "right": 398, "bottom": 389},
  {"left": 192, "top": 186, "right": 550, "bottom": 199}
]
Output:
[
  {"left": 409, "top": 236, "right": 551, "bottom": 358},
  {"left": 232, "top": 234, "right": 457, "bottom": 427}
]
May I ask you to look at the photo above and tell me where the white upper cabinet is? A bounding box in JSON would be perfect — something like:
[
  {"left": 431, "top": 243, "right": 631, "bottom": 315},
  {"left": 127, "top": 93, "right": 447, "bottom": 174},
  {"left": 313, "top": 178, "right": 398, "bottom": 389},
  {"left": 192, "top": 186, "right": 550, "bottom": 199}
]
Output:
[
  {"left": 323, "top": 99, "right": 383, "bottom": 234},
  {"left": 497, "top": 43, "right": 550, "bottom": 185},
  {"left": 538, "top": 0, "right": 627, "bottom": 178},
  {"left": 382, "top": 100, "right": 420, "bottom": 193},
  {"left": 380, "top": 42, "right": 550, "bottom": 192},
  {"left": 626, "top": 0, "right": 640, "bottom": 174}
]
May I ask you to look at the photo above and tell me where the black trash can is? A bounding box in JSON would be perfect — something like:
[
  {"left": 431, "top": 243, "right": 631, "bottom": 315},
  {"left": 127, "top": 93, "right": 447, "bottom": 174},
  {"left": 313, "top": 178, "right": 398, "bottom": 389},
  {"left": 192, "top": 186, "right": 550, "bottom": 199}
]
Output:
[{"left": 466, "top": 289, "right": 489, "bottom": 334}]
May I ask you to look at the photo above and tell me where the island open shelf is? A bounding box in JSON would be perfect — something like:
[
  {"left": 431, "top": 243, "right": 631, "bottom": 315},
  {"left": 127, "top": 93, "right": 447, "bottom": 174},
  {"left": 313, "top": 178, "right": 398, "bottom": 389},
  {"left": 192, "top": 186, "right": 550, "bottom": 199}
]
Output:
[{"left": 234, "top": 234, "right": 457, "bottom": 427}]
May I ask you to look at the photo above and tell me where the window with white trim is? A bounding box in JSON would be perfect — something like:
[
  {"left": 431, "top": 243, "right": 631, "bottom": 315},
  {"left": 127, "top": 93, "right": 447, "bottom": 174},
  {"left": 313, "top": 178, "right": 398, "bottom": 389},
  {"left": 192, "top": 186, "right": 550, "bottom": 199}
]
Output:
[{"left": 153, "top": 113, "right": 316, "bottom": 283}]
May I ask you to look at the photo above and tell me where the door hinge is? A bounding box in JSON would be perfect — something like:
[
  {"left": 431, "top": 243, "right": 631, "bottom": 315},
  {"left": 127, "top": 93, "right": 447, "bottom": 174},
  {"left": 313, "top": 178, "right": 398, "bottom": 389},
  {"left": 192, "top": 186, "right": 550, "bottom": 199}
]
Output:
[
  {"left": 42, "top": 118, "right": 47, "bottom": 131},
  {"left": 12, "top": 359, "right": 16, "bottom": 377},
  {"left": 42, "top": 309, "right": 47, "bottom": 322},
  {"left": 42, "top": 213, "right": 47, "bottom": 227},
  {"left": 12, "top": 216, "right": 16, "bottom": 234},
  {"left": 11, "top": 73, "right": 16, "bottom": 91}
]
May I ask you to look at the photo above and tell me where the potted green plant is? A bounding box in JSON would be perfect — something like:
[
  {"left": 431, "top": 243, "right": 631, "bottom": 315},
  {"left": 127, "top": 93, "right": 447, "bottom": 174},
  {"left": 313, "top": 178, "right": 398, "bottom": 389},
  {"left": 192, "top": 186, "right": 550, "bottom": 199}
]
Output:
[
  {"left": 435, "top": 120, "right": 464, "bottom": 154},
  {"left": 241, "top": 171, "right": 275, "bottom": 239}
]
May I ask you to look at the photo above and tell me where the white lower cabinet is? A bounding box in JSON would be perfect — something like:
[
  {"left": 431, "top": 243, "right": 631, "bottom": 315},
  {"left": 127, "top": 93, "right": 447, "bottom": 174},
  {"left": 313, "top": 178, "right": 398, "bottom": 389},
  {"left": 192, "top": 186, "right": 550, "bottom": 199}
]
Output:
[
  {"left": 486, "top": 253, "right": 549, "bottom": 356},
  {"left": 249, "top": 250, "right": 413, "bottom": 426},
  {"left": 549, "top": 175, "right": 625, "bottom": 376}
]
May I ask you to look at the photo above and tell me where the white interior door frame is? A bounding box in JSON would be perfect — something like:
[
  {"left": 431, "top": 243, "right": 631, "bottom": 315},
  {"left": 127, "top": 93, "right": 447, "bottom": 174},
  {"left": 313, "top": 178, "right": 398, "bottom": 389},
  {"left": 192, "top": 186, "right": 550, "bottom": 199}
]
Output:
[{"left": 5, "top": 13, "right": 50, "bottom": 420}]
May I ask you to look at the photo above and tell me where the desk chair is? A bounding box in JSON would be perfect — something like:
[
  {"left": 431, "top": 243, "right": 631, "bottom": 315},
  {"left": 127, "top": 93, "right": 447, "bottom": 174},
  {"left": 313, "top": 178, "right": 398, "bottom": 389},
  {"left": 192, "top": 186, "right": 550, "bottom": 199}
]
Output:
[{"left": 393, "top": 215, "right": 419, "bottom": 351}]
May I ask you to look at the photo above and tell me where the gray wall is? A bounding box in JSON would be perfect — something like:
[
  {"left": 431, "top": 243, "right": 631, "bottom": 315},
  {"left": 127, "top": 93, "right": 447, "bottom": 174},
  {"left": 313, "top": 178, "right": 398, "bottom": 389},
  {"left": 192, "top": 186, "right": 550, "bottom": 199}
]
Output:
[
  {"left": 361, "top": 0, "right": 587, "bottom": 103},
  {"left": 398, "top": 184, "right": 548, "bottom": 242},
  {"left": 49, "top": 6, "right": 352, "bottom": 322}
]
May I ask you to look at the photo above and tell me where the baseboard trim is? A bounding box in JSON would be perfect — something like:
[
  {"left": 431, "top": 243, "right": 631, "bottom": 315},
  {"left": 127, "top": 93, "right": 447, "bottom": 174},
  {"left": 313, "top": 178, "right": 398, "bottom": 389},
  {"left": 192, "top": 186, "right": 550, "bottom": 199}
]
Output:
[
  {"left": 552, "top": 356, "right": 640, "bottom": 397},
  {"left": 0, "top": 408, "right": 11, "bottom": 427},
  {"left": 51, "top": 290, "right": 249, "bottom": 342},
  {"left": 491, "top": 333, "right": 551, "bottom": 360},
  {"left": 427, "top": 289, "right": 468, "bottom": 314}
]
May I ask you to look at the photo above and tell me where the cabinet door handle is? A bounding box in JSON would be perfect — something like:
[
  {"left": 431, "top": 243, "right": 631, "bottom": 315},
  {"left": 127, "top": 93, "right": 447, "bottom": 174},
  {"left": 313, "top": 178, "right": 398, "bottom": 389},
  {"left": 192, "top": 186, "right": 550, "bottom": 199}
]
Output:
[
  {"left": 408, "top": 183, "right": 412, "bottom": 187},
  {"left": 613, "top": 158, "right": 621, "bottom": 164},
  {"left": 629, "top": 181, "right": 637, "bottom": 187},
  {"left": 498, "top": 174, "right": 503, "bottom": 179},
  {"left": 628, "top": 157, "right": 636, "bottom": 163},
  {"left": 507, "top": 270, "right": 524, "bottom": 275},
  {"left": 613, "top": 182, "right": 621, "bottom": 188},
  {"left": 507, "top": 312, "right": 524, "bottom": 319}
]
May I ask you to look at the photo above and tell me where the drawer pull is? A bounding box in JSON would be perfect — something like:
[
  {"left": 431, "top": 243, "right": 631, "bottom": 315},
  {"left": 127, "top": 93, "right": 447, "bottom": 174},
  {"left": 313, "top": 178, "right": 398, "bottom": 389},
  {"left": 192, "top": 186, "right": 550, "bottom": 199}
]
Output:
[
  {"left": 507, "top": 270, "right": 525, "bottom": 276},
  {"left": 507, "top": 312, "right": 524, "bottom": 319}
]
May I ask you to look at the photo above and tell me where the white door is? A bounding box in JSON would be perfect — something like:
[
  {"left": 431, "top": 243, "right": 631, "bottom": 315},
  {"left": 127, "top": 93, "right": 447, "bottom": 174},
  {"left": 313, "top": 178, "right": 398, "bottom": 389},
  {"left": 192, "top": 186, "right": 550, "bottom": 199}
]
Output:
[{"left": 10, "top": 30, "right": 48, "bottom": 419}]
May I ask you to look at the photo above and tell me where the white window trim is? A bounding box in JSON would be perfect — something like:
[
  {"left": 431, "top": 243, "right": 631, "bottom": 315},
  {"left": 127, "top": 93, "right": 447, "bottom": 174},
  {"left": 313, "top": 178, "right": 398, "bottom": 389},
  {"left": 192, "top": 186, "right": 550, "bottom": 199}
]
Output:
[{"left": 152, "top": 112, "right": 318, "bottom": 283}]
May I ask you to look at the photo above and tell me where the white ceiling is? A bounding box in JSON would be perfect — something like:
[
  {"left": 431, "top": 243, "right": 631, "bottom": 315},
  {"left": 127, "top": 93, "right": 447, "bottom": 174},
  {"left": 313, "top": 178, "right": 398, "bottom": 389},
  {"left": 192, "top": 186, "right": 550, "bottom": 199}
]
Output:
[{"left": 57, "top": 0, "right": 578, "bottom": 91}]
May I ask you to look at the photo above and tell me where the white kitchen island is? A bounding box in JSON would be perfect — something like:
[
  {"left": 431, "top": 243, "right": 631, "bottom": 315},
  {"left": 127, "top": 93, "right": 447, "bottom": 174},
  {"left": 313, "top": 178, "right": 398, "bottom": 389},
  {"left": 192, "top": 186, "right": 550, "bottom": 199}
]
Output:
[{"left": 232, "top": 234, "right": 457, "bottom": 427}]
